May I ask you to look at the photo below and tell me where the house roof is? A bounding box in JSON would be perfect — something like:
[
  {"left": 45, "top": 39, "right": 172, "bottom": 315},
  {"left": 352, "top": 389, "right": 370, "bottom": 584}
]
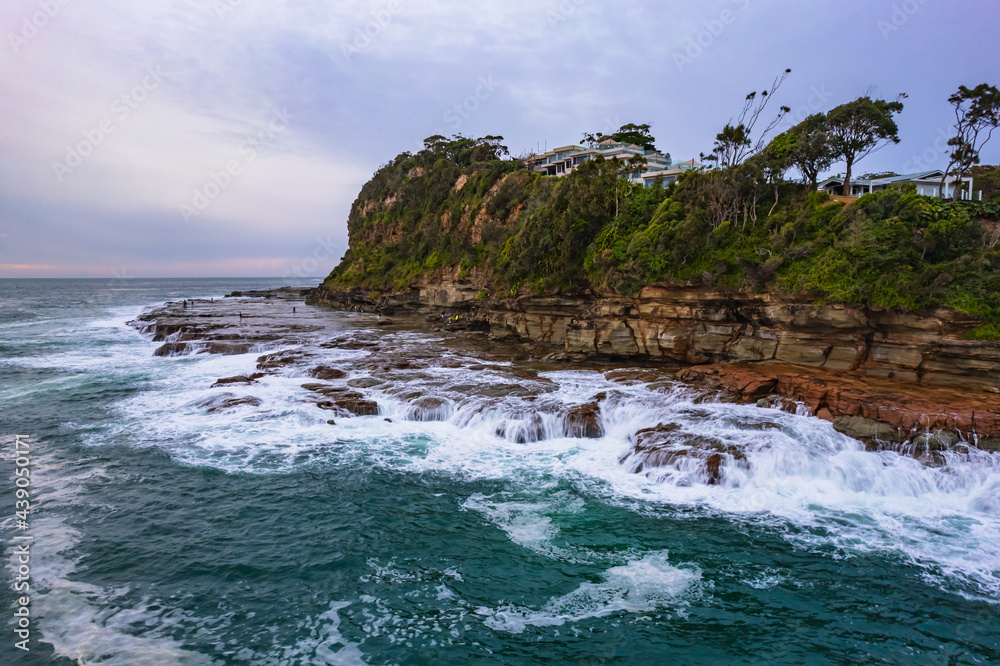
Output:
[
  {"left": 819, "top": 170, "right": 948, "bottom": 187},
  {"left": 869, "top": 170, "right": 945, "bottom": 185}
]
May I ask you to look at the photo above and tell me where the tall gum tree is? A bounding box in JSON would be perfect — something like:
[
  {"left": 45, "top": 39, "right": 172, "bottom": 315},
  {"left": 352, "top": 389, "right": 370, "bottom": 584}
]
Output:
[
  {"left": 582, "top": 123, "right": 658, "bottom": 152},
  {"left": 702, "top": 69, "right": 792, "bottom": 169},
  {"left": 940, "top": 83, "right": 1000, "bottom": 201},
  {"left": 826, "top": 95, "right": 905, "bottom": 196},
  {"left": 786, "top": 113, "right": 834, "bottom": 191}
]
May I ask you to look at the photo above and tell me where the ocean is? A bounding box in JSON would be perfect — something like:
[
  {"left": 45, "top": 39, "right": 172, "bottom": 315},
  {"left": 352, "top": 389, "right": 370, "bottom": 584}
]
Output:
[{"left": 1, "top": 277, "right": 998, "bottom": 665}]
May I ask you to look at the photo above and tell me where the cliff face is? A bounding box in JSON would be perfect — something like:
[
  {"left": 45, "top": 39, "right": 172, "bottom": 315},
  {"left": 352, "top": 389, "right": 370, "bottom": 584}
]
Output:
[
  {"left": 314, "top": 143, "right": 1000, "bottom": 445},
  {"left": 309, "top": 276, "right": 1000, "bottom": 444},
  {"left": 313, "top": 275, "right": 1000, "bottom": 391}
]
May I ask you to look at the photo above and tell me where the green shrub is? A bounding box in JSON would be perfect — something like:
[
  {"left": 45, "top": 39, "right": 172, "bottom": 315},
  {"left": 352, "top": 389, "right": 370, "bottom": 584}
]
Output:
[{"left": 326, "top": 148, "right": 1000, "bottom": 332}]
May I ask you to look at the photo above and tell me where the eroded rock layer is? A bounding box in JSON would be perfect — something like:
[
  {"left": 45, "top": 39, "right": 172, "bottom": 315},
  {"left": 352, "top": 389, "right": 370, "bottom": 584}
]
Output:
[{"left": 309, "top": 278, "right": 1000, "bottom": 443}]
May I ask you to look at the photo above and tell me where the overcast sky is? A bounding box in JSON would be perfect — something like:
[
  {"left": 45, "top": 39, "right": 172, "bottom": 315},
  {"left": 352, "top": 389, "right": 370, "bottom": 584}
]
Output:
[{"left": 2, "top": 0, "right": 998, "bottom": 279}]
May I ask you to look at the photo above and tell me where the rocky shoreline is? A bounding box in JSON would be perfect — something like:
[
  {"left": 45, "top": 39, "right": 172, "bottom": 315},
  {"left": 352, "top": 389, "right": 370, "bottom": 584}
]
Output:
[{"left": 308, "top": 278, "right": 1000, "bottom": 450}]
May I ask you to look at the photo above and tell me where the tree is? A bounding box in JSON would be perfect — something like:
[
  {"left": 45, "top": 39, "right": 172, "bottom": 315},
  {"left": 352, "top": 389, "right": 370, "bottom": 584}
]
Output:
[
  {"left": 940, "top": 84, "right": 1000, "bottom": 201},
  {"left": 703, "top": 69, "right": 792, "bottom": 168},
  {"left": 826, "top": 94, "right": 905, "bottom": 197},
  {"left": 757, "top": 131, "right": 797, "bottom": 215},
  {"left": 422, "top": 135, "right": 448, "bottom": 152},
  {"left": 610, "top": 153, "right": 648, "bottom": 216},
  {"left": 970, "top": 164, "right": 1000, "bottom": 201},
  {"left": 476, "top": 135, "right": 510, "bottom": 160},
  {"left": 785, "top": 113, "right": 835, "bottom": 191},
  {"left": 582, "top": 123, "right": 657, "bottom": 151},
  {"left": 421, "top": 134, "right": 510, "bottom": 164}
]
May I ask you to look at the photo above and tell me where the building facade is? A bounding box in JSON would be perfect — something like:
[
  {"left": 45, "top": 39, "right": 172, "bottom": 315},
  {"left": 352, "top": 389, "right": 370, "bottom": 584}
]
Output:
[
  {"left": 524, "top": 139, "right": 701, "bottom": 185},
  {"left": 818, "top": 170, "right": 981, "bottom": 200}
]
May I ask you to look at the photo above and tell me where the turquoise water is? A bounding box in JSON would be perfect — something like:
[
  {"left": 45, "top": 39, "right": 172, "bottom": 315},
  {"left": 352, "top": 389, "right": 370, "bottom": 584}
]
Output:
[{"left": 1, "top": 278, "right": 998, "bottom": 665}]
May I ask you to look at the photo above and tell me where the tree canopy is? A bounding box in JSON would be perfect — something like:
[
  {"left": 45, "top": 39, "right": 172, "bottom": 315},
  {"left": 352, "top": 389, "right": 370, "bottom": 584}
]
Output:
[
  {"left": 784, "top": 113, "right": 835, "bottom": 191},
  {"left": 942, "top": 83, "right": 1000, "bottom": 200},
  {"left": 582, "top": 123, "right": 657, "bottom": 151},
  {"left": 826, "top": 95, "right": 905, "bottom": 196},
  {"left": 421, "top": 134, "right": 510, "bottom": 165}
]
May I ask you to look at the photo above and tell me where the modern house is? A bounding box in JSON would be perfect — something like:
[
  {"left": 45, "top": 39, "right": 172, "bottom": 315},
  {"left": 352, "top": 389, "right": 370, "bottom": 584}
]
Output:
[
  {"left": 639, "top": 159, "right": 704, "bottom": 187},
  {"left": 524, "top": 139, "right": 701, "bottom": 185},
  {"left": 818, "top": 170, "right": 981, "bottom": 200}
]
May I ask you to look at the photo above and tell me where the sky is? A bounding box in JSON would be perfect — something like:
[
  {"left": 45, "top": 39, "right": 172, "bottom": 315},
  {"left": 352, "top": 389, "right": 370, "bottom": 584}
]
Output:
[{"left": 1, "top": 0, "right": 998, "bottom": 279}]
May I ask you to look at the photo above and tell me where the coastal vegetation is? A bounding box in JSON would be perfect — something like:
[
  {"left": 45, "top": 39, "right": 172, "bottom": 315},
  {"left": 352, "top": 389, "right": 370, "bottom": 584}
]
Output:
[{"left": 325, "top": 84, "right": 1000, "bottom": 339}]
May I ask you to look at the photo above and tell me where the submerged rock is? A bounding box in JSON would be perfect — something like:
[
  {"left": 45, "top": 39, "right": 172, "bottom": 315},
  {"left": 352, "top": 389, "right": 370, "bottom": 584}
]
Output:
[
  {"left": 563, "top": 402, "right": 604, "bottom": 438},
  {"left": 211, "top": 374, "right": 262, "bottom": 388},
  {"left": 257, "top": 350, "right": 307, "bottom": 371},
  {"left": 154, "top": 342, "right": 190, "bottom": 357},
  {"left": 407, "top": 396, "right": 452, "bottom": 422},
  {"left": 977, "top": 438, "right": 1000, "bottom": 451},
  {"left": 348, "top": 377, "right": 385, "bottom": 389},
  {"left": 479, "top": 383, "right": 542, "bottom": 398},
  {"left": 309, "top": 365, "right": 348, "bottom": 380},
  {"left": 494, "top": 410, "right": 547, "bottom": 444},
  {"left": 337, "top": 398, "right": 379, "bottom": 416},
  {"left": 337, "top": 341, "right": 378, "bottom": 350},
  {"left": 206, "top": 396, "right": 262, "bottom": 413},
  {"left": 301, "top": 383, "right": 355, "bottom": 398},
  {"left": 605, "top": 369, "right": 667, "bottom": 384},
  {"left": 541, "top": 351, "right": 589, "bottom": 362},
  {"left": 832, "top": 416, "right": 904, "bottom": 443},
  {"left": 199, "top": 341, "right": 252, "bottom": 355},
  {"left": 620, "top": 423, "right": 749, "bottom": 485},
  {"left": 861, "top": 429, "right": 974, "bottom": 466},
  {"left": 316, "top": 392, "right": 379, "bottom": 416}
]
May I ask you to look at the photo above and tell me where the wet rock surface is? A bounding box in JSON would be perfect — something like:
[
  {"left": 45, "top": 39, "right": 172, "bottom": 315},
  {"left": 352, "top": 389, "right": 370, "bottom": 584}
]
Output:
[
  {"left": 318, "top": 395, "right": 380, "bottom": 417},
  {"left": 309, "top": 365, "right": 348, "bottom": 380},
  {"left": 212, "top": 375, "right": 262, "bottom": 388},
  {"left": 309, "top": 282, "right": 1000, "bottom": 445},
  {"left": 133, "top": 287, "right": 1000, "bottom": 448},
  {"left": 201, "top": 395, "right": 263, "bottom": 413},
  {"left": 563, "top": 402, "right": 603, "bottom": 438},
  {"left": 620, "top": 423, "right": 750, "bottom": 485},
  {"left": 130, "top": 288, "right": 553, "bottom": 424},
  {"left": 676, "top": 362, "right": 1000, "bottom": 444},
  {"left": 407, "top": 396, "right": 452, "bottom": 421}
]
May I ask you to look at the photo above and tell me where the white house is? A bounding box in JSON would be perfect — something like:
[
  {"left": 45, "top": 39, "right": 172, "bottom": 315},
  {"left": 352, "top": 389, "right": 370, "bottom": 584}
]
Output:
[
  {"left": 524, "top": 139, "right": 700, "bottom": 184},
  {"left": 818, "top": 170, "right": 981, "bottom": 200},
  {"left": 639, "top": 159, "right": 703, "bottom": 187}
]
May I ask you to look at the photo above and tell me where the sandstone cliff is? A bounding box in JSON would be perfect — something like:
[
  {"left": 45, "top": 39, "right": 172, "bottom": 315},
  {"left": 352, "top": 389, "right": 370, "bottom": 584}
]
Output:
[
  {"left": 308, "top": 276, "right": 1000, "bottom": 447},
  {"left": 313, "top": 139, "right": 1000, "bottom": 449}
]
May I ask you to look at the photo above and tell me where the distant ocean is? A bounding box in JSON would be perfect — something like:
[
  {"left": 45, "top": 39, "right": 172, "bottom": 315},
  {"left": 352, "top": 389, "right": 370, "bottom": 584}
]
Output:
[{"left": 1, "top": 278, "right": 998, "bottom": 665}]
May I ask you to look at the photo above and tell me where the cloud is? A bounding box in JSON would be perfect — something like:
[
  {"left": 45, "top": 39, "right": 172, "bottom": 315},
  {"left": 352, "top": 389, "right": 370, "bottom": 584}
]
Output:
[{"left": 1, "top": 0, "right": 999, "bottom": 277}]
